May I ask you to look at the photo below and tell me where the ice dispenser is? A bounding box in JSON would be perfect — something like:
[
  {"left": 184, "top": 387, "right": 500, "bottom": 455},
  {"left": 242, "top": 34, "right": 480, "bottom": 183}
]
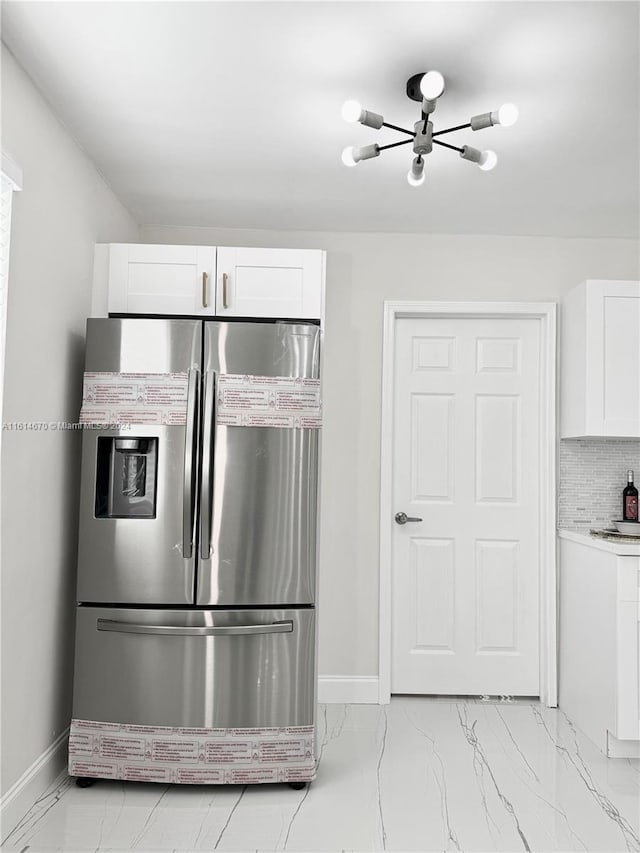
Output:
[{"left": 95, "top": 437, "right": 158, "bottom": 518}]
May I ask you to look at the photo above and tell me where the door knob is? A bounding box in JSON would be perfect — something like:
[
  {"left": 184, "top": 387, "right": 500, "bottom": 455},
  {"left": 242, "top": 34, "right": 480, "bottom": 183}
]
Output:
[{"left": 395, "top": 512, "right": 423, "bottom": 525}]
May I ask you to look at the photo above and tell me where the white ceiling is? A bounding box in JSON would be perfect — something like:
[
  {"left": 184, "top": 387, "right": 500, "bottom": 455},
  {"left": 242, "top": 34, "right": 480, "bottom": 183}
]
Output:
[{"left": 2, "top": 1, "right": 639, "bottom": 238}]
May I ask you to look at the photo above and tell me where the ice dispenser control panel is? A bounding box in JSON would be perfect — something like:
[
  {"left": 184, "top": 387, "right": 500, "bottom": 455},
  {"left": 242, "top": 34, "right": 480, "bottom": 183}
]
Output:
[{"left": 95, "top": 437, "right": 158, "bottom": 518}]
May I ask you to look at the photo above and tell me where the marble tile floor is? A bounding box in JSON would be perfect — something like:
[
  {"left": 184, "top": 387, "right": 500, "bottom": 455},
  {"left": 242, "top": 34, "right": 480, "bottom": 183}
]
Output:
[{"left": 3, "top": 697, "right": 639, "bottom": 853}]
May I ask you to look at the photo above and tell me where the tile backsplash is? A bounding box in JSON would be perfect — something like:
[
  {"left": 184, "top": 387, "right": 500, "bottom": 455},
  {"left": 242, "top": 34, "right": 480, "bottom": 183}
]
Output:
[{"left": 558, "top": 439, "right": 640, "bottom": 529}]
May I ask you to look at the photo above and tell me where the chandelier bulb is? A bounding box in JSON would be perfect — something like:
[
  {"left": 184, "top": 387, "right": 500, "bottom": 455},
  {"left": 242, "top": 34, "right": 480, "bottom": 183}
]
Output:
[
  {"left": 407, "top": 171, "right": 426, "bottom": 187},
  {"left": 341, "top": 144, "right": 380, "bottom": 167},
  {"left": 496, "top": 103, "right": 519, "bottom": 127},
  {"left": 419, "top": 71, "right": 445, "bottom": 101},
  {"left": 471, "top": 103, "right": 519, "bottom": 131},
  {"left": 460, "top": 145, "right": 497, "bottom": 170},
  {"left": 341, "top": 146, "right": 358, "bottom": 167},
  {"left": 478, "top": 150, "right": 498, "bottom": 171},
  {"left": 342, "top": 100, "right": 363, "bottom": 123}
]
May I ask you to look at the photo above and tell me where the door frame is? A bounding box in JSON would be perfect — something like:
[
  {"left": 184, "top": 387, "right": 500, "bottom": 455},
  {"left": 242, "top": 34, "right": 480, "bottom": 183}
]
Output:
[{"left": 379, "top": 301, "right": 557, "bottom": 706}]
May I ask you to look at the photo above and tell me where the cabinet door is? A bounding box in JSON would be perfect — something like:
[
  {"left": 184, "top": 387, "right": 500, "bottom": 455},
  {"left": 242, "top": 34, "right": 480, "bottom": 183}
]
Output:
[
  {"left": 108, "top": 244, "right": 216, "bottom": 316},
  {"left": 616, "top": 601, "right": 640, "bottom": 740},
  {"left": 616, "top": 561, "right": 640, "bottom": 741},
  {"left": 586, "top": 281, "right": 640, "bottom": 436},
  {"left": 216, "top": 247, "right": 323, "bottom": 319}
]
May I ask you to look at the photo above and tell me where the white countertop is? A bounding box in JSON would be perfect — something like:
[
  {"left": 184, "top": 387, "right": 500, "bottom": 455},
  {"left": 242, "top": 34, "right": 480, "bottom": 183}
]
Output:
[{"left": 559, "top": 528, "right": 640, "bottom": 556}]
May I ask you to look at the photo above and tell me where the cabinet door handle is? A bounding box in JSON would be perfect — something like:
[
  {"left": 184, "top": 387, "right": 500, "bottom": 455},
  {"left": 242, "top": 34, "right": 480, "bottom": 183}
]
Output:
[
  {"left": 222, "top": 272, "right": 229, "bottom": 309},
  {"left": 201, "top": 272, "right": 208, "bottom": 308}
]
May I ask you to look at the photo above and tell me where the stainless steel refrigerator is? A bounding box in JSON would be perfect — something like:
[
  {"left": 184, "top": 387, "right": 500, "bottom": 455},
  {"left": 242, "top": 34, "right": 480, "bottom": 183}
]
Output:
[{"left": 68, "top": 318, "right": 320, "bottom": 787}]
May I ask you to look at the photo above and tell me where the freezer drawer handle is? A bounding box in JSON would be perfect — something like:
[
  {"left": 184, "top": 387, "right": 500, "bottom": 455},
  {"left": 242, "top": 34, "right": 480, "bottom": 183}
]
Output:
[{"left": 96, "top": 619, "right": 294, "bottom": 636}]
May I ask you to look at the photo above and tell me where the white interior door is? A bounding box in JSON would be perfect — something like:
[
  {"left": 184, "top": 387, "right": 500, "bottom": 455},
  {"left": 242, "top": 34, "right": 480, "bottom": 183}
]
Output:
[{"left": 391, "top": 316, "right": 541, "bottom": 696}]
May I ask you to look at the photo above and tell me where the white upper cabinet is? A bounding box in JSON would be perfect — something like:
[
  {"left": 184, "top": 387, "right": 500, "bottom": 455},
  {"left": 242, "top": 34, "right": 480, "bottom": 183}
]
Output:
[
  {"left": 215, "top": 247, "right": 324, "bottom": 319},
  {"left": 561, "top": 280, "right": 640, "bottom": 437},
  {"left": 101, "top": 244, "right": 325, "bottom": 321},
  {"left": 106, "top": 244, "right": 217, "bottom": 316}
]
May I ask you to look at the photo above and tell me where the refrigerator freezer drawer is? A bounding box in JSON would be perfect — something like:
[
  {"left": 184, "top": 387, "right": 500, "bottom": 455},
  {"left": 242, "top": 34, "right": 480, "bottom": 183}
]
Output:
[{"left": 72, "top": 607, "right": 315, "bottom": 729}]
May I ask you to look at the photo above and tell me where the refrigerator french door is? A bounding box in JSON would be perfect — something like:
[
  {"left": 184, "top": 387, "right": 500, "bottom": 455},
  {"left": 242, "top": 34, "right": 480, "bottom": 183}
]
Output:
[{"left": 70, "top": 318, "right": 320, "bottom": 787}]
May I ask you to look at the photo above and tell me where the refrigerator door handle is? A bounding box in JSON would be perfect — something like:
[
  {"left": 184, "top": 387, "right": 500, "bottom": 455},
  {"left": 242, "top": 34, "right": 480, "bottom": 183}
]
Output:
[
  {"left": 96, "top": 618, "right": 294, "bottom": 636},
  {"left": 182, "top": 367, "right": 200, "bottom": 559},
  {"left": 200, "top": 370, "right": 216, "bottom": 560}
]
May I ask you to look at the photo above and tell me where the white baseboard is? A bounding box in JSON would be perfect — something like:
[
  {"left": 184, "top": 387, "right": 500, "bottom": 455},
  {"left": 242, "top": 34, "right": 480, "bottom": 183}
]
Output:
[
  {"left": 1, "top": 728, "right": 69, "bottom": 843},
  {"left": 318, "top": 676, "right": 380, "bottom": 704}
]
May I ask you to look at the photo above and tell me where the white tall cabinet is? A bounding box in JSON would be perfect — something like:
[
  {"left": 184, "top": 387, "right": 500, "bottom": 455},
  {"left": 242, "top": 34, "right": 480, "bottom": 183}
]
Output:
[
  {"left": 96, "top": 243, "right": 325, "bottom": 322},
  {"left": 561, "top": 280, "right": 640, "bottom": 438}
]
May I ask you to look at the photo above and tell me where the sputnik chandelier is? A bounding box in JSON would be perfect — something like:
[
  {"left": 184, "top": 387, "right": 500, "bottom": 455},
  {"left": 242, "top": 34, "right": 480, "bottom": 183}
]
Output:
[{"left": 341, "top": 71, "right": 518, "bottom": 186}]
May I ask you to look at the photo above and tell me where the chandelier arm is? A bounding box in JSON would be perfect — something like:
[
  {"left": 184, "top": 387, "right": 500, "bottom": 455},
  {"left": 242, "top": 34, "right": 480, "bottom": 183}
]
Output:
[
  {"left": 432, "top": 139, "right": 464, "bottom": 154},
  {"left": 432, "top": 122, "right": 472, "bottom": 137},
  {"left": 378, "top": 138, "right": 416, "bottom": 152},
  {"left": 381, "top": 122, "right": 416, "bottom": 136}
]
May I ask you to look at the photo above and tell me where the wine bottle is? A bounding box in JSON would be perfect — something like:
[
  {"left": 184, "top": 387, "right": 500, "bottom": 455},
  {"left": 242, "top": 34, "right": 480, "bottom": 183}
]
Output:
[{"left": 623, "top": 470, "right": 639, "bottom": 522}]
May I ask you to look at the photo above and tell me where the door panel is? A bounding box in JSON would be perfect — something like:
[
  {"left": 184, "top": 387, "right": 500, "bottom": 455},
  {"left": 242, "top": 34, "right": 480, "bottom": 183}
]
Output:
[
  {"left": 412, "top": 394, "right": 454, "bottom": 501},
  {"left": 475, "top": 539, "right": 519, "bottom": 652},
  {"left": 412, "top": 538, "right": 455, "bottom": 650},
  {"left": 602, "top": 294, "right": 640, "bottom": 424},
  {"left": 197, "top": 322, "right": 320, "bottom": 606},
  {"left": 475, "top": 395, "right": 520, "bottom": 502},
  {"left": 392, "top": 317, "right": 541, "bottom": 696},
  {"left": 72, "top": 607, "right": 315, "bottom": 729}
]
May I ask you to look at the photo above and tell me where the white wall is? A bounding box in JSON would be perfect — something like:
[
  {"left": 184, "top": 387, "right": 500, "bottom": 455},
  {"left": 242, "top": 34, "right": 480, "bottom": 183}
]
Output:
[
  {"left": 0, "top": 45, "right": 139, "bottom": 805},
  {"left": 139, "top": 224, "right": 640, "bottom": 683}
]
